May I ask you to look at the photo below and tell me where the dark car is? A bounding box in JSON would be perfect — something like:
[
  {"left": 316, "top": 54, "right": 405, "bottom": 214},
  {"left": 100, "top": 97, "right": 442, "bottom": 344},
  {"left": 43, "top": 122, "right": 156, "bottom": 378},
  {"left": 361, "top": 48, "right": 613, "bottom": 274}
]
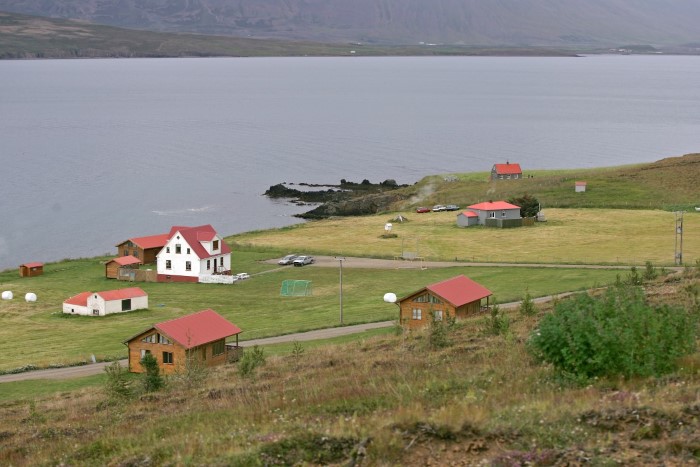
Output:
[
  {"left": 416, "top": 206, "right": 430, "bottom": 213},
  {"left": 445, "top": 204, "right": 460, "bottom": 211}
]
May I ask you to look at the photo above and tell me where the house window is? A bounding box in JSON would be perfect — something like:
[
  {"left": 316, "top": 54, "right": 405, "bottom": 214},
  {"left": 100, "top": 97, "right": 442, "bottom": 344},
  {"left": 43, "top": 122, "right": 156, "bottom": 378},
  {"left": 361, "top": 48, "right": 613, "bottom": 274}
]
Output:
[
  {"left": 207, "top": 260, "right": 211, "bottom": 270},
  {"left": 165, "top": 260, "right": 171, "bottom": 270},
  {"left": 185, "top": 261, "right": 192, "bottom": 271},
  {"left": 434, "top": 310, "right": 443, "bottom": 321},
  {"left": 501, "top": 210, "right": 506, "bottom": 217},
  {"left": 133, "top": 250, "right": 139, "bottom": 258},
  {"left": 140, "top": 349, "right": 151, "bottom": 359},
  {"left": 158, "top": 334, "right": 171, "bottom": 345},
  {"left": 166, "top": 247, "right": 170, "bottom": 253},
  {"left": 220, "top": 257, "right": 224, "bottom": 267},
  {"left": 213, "top": 240, "right": 219, "bottom": 250},
  {"left": 175, "top": 244, "right": 181, "bottom": 254},
  {"left": 186, "top": 248, "right": 191, "bottom": 254},
  {"left": 123, "top": 250, "right": 128, "bottom": 256},
  {"left": 121, "top": 299, "right": 132, "bottom": 311},
  {"left": 212, "top": 340, "right": 225, "bottom": 356},
  {"left": 142, "top": 334, "right": 157, "bottom": 343},
  {"left": 412, "top": 308, "right": 422, "bottom": 320},
  {"left": 162, "top": 352, "right": 174, "bottom": 364},
  {"left": 489, "top": 211, "right": 496, "bottom": 218},
  {"left": 92, "top": 309, "right": 99, "bottom": 316},
  {"left": 414, "top": 294, "right": 429, "bottom": 303}
]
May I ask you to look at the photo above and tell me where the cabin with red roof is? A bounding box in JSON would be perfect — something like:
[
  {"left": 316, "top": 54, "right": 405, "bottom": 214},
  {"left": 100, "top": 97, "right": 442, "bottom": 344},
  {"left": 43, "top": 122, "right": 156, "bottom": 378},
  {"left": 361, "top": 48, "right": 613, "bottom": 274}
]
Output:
[
  {"left": 464, "top": 200, "right": 522, "bottom": 227},
  {"left": 63, "top": 287, "right": 148, "bottom": 316},
  {"left": 491, "top": 162, "right": 522, "bottom": 180},
  {"left": 19, "top": 262, "right": 44, "bottom": 277},
  {"left": 105, "top": 255, "right": 142, "bottom": 279},
  {"left": 397, "top": 275, "right": 492, "bottom": 329},
  {"left": 124, "top": 309, "right": 242, "bottom": 374},
  {"left": 156, "top": 225, "right": 231, "bottom": 283},
  {"left": 116, "top": 233, "right": 170, "bottom": 264}
]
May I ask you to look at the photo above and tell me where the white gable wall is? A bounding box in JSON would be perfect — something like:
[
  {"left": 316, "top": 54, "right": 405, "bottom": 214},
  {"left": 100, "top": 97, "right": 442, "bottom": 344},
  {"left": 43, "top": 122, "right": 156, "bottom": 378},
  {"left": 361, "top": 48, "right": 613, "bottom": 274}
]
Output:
[
  {"left": 62, "top": 302, "right": 89, "bottom": 315},
  {"left": 157, "top": 232, "right": 201, "bottom": 277}
]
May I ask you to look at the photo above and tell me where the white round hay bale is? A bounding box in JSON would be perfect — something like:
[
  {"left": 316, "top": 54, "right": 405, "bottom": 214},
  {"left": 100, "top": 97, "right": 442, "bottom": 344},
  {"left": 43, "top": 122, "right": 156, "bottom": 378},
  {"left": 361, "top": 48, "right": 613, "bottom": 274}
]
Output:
[
  {"left": 25, "top": 292, "right": 37, "bottom": 302},
  {"left": 1, "top": 291, "right": 12, "bottom": 300},
  {"left": 383, "top": 292, "right": 397, "bottom": 303}
]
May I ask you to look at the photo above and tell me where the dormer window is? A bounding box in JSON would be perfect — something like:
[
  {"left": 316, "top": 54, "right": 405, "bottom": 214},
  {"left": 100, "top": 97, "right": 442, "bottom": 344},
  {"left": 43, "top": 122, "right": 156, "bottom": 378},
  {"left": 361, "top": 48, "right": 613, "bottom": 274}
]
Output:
[{"left": 213, "top": 240, "right": 219, "bottom": 250}]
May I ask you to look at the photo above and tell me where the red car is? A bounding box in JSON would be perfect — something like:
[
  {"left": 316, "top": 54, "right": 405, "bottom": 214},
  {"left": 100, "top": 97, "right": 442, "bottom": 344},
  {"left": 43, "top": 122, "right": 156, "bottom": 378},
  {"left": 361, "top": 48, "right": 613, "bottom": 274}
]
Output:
[{"left": 416, "top": 206, "right": 430, "bottom": 213}]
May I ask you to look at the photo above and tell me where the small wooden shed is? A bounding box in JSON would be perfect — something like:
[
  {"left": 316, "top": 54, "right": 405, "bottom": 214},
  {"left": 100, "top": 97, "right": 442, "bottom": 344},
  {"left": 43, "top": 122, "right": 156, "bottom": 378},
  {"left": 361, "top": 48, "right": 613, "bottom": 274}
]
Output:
[
  {"left": 575, "top": 181, "right": 587, "bottom": 193},
  {"left": 124, "top": 309, "right": 242, "bottom": 374},
  {"left": 105, "top": 255, "right": 142, "bottom": 279},
  {"left": 397, "top": 275, "right": 492, "bottom": 329},
  {"left": 19, "top": 262, "right": 43, "bottom": 277}
]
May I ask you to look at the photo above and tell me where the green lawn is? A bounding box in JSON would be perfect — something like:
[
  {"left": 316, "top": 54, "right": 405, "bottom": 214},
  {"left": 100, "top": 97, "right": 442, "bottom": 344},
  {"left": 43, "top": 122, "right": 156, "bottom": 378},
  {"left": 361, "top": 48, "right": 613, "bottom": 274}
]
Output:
[{"left": 0, "top": 251, "right": 622, "bottom": 372}]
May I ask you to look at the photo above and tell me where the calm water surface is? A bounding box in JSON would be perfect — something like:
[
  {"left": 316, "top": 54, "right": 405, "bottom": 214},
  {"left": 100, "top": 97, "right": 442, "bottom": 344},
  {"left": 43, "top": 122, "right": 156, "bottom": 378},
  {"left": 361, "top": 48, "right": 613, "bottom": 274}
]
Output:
[{"left": 1, "top": 55, "right": 699, "bottom": 269}]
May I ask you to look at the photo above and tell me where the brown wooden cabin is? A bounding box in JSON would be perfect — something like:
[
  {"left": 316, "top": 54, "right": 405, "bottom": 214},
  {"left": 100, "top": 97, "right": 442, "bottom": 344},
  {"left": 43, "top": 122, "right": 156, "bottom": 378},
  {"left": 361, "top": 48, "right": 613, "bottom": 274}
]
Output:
[
  {"left": 105, "top": 255, "right": 142, "bottom": 279},
  {"left": 397, "top": 275, "right": 492, "bottom": 330},
  {"left": 116, "top": 233, "right": 169, "bottom": 264},
  {"left": 124, "top": 309, "right": 242, "bottom": 374},
  {"left": 19, "top": 262, "right": 44, "bottom": 277}
]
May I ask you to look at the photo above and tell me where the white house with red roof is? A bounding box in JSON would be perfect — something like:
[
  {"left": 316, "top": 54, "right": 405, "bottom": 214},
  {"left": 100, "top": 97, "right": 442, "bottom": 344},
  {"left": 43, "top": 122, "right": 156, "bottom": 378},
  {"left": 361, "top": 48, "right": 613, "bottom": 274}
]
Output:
[
  {"left": 464, "top": 201, "right": 521, "bottom": 226},
  {"left": 156, "top": 225, "right": 231, "bottom": 282},
  {"left": 397, "top": 275, "right": 492, "bottom": 329},
  {"left": 63, "top": 287, "right": 148, "bottom": 316},
  {"left": 124, "top": 309, "right": 242, "bottom": 374},
  {"left": 491, "top": 162, "right": 522, "bottom": 180}
]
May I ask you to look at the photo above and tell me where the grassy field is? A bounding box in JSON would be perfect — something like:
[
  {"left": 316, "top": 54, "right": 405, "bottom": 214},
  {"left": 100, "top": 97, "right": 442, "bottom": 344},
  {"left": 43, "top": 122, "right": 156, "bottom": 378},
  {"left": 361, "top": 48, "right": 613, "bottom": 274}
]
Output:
[
  {"left": 0, "top": 250, "right": 622, "bottom": 372},
  {"left": 395, "top": 153, "right": 700, "bottom": 212},
  {"left": 233, "top": 208, "right": 700, "bottom": 265},
  {"left": 1, "top": 272, "right": 698, "bottom": 465}
]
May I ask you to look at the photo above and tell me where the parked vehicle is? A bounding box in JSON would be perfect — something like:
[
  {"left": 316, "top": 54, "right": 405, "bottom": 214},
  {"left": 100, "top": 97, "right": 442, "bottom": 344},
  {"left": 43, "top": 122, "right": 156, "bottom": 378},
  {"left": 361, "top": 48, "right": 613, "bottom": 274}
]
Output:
[
  {"left": 278, "top": 254, "right": 298, "bottom": 265},
  {"left": 445, "top": 204, "right": 460, "bottom": 211},
  {"left": 234, "top": 272, "right": 250, "bottom": 280},
  {"left": 293, "top": 256, "right": 315, "bottom": 266},
  {"left": 416, "top": 206, "right": 430, "bottom": 213},
  {"left": 432, "top": 205, "right": 447, "bottom": 212}
]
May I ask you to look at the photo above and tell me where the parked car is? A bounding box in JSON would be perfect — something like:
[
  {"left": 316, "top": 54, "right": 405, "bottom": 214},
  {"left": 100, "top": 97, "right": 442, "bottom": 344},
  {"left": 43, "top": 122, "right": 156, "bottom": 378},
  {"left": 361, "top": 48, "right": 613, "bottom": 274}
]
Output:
[
  {"left": 278, "top": 254, "right": 298, "bottom": 265},
  {"left": 445, "top": 204, "right": 460, "bottom": 211},
  {"left": 293, "top": 255, "right": 315, "bottom": 266},
  {"left": 234, "top": 272, "right": 250, "bottom": 280},
  {"left": 432, "top": 205, "right": 447, "bottom": 212},
  {"left": 416, "top": 206, "right": 430, "bottom": 213}
]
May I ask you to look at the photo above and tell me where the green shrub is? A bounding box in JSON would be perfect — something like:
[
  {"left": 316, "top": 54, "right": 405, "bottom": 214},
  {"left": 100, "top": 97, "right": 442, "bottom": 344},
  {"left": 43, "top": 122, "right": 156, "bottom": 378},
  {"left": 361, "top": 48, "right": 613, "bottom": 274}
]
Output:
[
  {"left": 428, "top": 312, "right": 452, "bottom": 349},
  {"left": 104, "top": 361, "right": 133, "bottom": 400},
  {"left": 528, "top": 285, "right": 698, "bottom": 380},
  {"left": 519, "top": 288, "right": 537, "bottom": 316},
  {"left": 140, "top": 353, "right": 164, "bottom": 392},
  {"left": 239, "top": 345, "right": 266, "bottom": 377},
  {"left": 481, "top": 304, "right": 510, "bottom": 337}
]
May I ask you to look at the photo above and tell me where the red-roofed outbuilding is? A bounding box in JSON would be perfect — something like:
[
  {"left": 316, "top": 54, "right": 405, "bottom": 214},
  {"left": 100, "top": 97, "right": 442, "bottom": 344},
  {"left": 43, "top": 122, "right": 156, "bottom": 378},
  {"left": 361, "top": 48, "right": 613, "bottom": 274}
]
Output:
[
  {"left": 116, "top": 233, "right": 170, "bottom": 264},
  {"left": 63, "top": 287, "right": 148, "bottom": 316},
  {"left": 491, "top": 162, "right": 523, "bottom": 180},
  {"left": 105, "top": 255, "right": 142, "bottom": 279},
  {"left": 124, "top": 309, "right": 242, "bottom": 374},
  {"left": 19, "top": 262, "right": 44, "bottom": 277},
  {"left": 397, "top": 275, "right": 492, "bottom": 329}
]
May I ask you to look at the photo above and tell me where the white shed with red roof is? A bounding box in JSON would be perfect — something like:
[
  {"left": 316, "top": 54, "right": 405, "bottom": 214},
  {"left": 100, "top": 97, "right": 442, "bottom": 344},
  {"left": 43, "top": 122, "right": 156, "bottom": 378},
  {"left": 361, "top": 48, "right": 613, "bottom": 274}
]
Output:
[{"left": 63, "top": 287, "right": 148, "bottom": 316}]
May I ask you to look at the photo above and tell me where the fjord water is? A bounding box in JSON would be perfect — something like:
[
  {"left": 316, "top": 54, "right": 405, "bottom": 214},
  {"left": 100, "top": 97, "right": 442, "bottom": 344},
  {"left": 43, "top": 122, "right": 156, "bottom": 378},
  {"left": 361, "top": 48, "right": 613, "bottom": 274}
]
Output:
[{"left": 1, "top": 55, "right": 699, "bottom": 270}]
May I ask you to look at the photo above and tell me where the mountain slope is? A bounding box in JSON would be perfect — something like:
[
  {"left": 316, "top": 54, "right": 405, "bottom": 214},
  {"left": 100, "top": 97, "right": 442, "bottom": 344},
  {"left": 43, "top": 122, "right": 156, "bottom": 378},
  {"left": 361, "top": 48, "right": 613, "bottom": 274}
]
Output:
[{"left": 1, "top": 0, "right": 700, "bottom": 46}]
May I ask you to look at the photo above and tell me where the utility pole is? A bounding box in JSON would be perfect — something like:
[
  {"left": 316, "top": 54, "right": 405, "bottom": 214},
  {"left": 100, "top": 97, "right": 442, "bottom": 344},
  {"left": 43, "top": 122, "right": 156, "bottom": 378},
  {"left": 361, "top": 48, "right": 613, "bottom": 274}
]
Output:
[
  {"left": 335, "top": 257, "right": 345, "bottom": 324},
  {"left": 675, "top": 211, "right": 684, "bottom": 265}
]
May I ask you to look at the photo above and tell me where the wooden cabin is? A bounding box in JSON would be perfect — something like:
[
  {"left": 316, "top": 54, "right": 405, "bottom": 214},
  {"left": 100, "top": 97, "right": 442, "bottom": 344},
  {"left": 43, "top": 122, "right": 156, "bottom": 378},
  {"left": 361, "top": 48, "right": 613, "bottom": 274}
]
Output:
[
  {"left": 19, "top": 262, "right": 43, "bottom": 277},
  {"left": 116, "top": 233, "right": 170, "bottom": 264},
  {"left": 397, "top": 275, "right": 492, "bottom": 330},
  {"left": 105, "top": 255, "right": 142, "bottom": 279},
  {"left": 124, "top": 309, "right": 242, "bottom": 374},
  {"left": 491, "top": 162, "right": 522, "bottom": 180}
]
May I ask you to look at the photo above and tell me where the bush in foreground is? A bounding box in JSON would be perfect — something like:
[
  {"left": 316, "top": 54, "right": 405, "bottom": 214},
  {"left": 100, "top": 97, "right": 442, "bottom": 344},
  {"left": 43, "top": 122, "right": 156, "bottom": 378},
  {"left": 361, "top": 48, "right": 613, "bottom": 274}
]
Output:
[{"left": 528, "top": 284, "right": 698, "bottom": 380}]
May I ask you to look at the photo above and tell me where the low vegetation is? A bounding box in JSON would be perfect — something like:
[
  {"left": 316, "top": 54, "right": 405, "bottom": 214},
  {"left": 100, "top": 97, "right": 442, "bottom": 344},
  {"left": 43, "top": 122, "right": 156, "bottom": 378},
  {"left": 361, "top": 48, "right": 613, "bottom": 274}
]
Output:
[{"left": 1, "top": 273, "right": 698, "bottom": 465}]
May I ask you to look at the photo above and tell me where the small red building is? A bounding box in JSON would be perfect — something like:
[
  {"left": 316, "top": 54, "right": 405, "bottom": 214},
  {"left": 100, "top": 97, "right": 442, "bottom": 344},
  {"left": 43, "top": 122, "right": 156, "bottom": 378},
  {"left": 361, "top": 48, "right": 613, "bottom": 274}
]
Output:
[
  {"left": 124, "top": 309, "right": 242, "bottom": 374},
  {"left": 116, "top": 234, "right": 170, "bottom": 264},
  {"left": 105, "top": 255, "right": 142, "bottom": 279},
  {"left": 19, "top": 262, "right": 43, "bottom": 277},
  {"left": 398, "top": 275, "right": 492, "bottom": 329}
]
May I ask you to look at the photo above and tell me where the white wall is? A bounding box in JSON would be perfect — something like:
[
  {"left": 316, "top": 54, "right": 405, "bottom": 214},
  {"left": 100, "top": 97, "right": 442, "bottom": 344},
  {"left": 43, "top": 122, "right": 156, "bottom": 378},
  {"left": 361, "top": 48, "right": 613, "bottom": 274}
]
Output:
[
  {"left": 62, "top": 303, "right": 90, "bottom": 316},
  {"left": 157, "top": 232, "right": 200, "bottom": 277}
]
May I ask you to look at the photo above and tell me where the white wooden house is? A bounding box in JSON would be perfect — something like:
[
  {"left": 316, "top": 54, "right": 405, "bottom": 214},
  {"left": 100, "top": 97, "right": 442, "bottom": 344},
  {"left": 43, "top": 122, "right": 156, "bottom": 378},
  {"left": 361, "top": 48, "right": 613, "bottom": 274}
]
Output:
[
  {"left": 156, "top": 225, "right": 231, "bottom": 282},
  {"left": 63, "top": 287, "right": 148, "bottom": 316}
]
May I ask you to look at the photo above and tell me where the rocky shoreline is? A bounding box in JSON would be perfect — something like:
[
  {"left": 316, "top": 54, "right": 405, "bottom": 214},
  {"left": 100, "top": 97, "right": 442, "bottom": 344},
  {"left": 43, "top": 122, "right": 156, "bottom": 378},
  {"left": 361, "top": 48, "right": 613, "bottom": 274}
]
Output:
[{"left": 264, "top": 179, "right": 411, "bottom": 219}]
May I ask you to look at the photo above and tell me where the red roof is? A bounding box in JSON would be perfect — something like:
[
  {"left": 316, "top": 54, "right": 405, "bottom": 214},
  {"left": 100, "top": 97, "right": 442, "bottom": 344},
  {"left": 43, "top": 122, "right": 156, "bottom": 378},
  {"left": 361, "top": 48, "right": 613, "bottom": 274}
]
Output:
[
  {"left": 111, "top": 255, "right": 142, "bottom": 266},
  {"left": 97, "top": 287, "right": 147, "bottom": 301},
  {"left": 167, "top": 224, "right": 231, "bottom": 260},
  {"left": 117, "top": 234, "right": 170, "bottom": 250},
  {"left": 21, "top": 262, "right": 43, "bottom": 268},
  {"left": 493, "top": 163, "right": 522, "bottom": 175},
  {"left": 575, "top": 181, "right": 587, "bottom": 186},
  {"left": 460, "top": 210, "right": 478, "bottom": 218},
  {"left": 154, "top": 309, "right": 241, "bottom": 349},
  {"left": 467, "top": 201, "right": 520, "bottom": 211},
  {"left": 64, "top": 291, "right": 92, "bottom": 307},
  {"left": 426, "top": 275, "right": 492, "bottom": 307}
]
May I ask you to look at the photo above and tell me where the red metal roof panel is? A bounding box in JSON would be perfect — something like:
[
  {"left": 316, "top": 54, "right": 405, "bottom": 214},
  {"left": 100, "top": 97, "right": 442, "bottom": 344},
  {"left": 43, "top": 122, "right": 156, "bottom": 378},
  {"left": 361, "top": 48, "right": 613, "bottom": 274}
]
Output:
[
  {"left": 460, "top": 210, "right": 478, "bottom": 217},
  {"left": 154, "top": 309, "right": 241, "bottom": 349},
  {"left": 112, "top": 256, "right": 142, "bottom": 266},
  {"left": 493, "top": 163, "right": 522, "bottom": 175},
  {"left": 21, "top": 262, "right": 44, "bottom": 268},
  {"left": 426, "top": 275, "right": 492, "bottom": 307},
  {"left": 467, "top": 201, "right": 520, "bottom": 211},
  {"left": 63, "top": 291, "right": 92, "bottom": 307},
  {"left": 97, "top": 287, "right": 147, "bottom": 301}
]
